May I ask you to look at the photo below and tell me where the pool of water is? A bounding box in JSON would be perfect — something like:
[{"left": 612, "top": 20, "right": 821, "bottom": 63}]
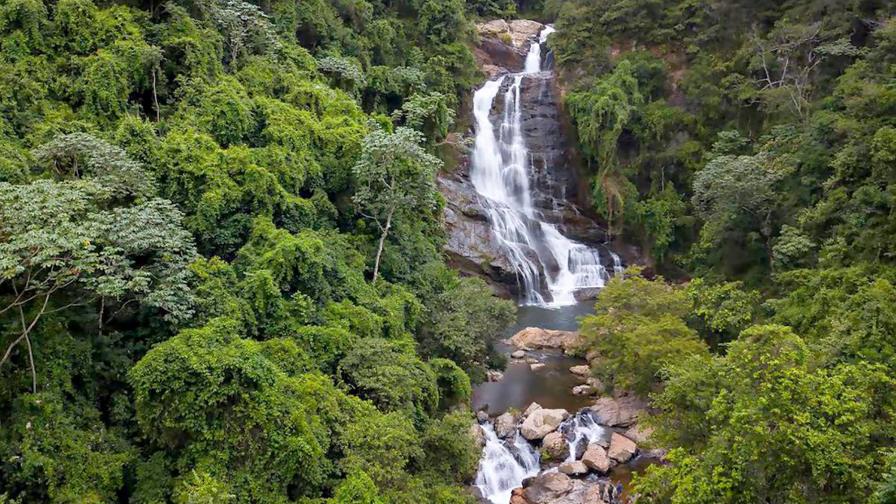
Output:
[{"left": 472, "top": 301, "right": 596, "bottom": 416}]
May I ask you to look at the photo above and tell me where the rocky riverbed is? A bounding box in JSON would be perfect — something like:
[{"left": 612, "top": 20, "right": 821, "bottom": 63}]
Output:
[{"left": 471, "top": 322, "right": 663, "bottom": 504}]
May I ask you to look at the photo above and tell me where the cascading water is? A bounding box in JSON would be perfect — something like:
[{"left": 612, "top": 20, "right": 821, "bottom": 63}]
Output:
[
  {"left": 470, "top": 26, "right": 618, "bottom": 307},
  {"left": 561, "top": 411, "right": 608, "bottom": 463},
  {"left": 475, "top": 423, "right": 541, "bottom": 504}
]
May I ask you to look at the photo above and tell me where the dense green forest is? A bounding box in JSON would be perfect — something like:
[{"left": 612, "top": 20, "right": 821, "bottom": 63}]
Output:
[
  {"left": 548, "top": 0, "right": 896, "bottom": 502},
  {"left": 3, "top": 0, "right": 896, "bottom": 502},
  {"left": 0, "top": 0, "right": 520, "bottom": 502}
]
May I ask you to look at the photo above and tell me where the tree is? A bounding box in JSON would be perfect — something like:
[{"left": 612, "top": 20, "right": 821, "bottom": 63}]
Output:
[
  {"left": 352, "top": 127, "right": 441, "bottom": 283},
  {"left": 0, "top": 134, "right": 196, "bottom": 393},
  {"left": 580, "top": 269, "right": 708, "bottom": 395},
  {"left": 639, "top": 325, "right": 896, "bottom": 503},
  {"left": 691, "top": 152, "right": 788, "bottom": 266}
]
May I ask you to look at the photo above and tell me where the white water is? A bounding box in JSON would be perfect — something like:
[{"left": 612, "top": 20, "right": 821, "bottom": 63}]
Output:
[
  {"left": 470, "top": 26, "right": 618, "bottom": 307},
  {"left": 474, "top": 412, "right": 610, "bottom": 504},
  {"left": 562, "top": 412, "right": 607, "bottom": 463},
  {"left": 475, "top": 423, "right": 541, "bottom": 504}
]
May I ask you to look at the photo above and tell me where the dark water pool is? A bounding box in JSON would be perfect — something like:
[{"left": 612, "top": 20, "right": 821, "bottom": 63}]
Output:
[{"left": 472, "top": 301, "right": 596, "bottom": 416}]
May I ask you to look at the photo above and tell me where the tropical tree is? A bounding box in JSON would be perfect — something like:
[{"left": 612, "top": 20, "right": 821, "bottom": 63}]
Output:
[{"left": 352, "top": 127, "right": 441, "bottom": 282}]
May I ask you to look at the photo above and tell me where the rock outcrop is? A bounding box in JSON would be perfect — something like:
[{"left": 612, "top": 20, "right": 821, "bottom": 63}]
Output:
[
  {"left": 520, "top": 408, "right": 569, "bottom": 440},
  {"left": 607, "top": 433, "right": 638, "bottom": 463},
  {"left": 513, "top": 472, "right": 621, "bottom": 504},
  {"left": 440, "top": 21, "right": 616, "bottom": 298},
  {"left": 510, "top": 327, "right": 583, "bottom": 352},
  {"left": 581, "top": 443, "right": 611, "bottom": 473},
  {"left": 590, "top": 395, "right": 646, "bottom": 428}
]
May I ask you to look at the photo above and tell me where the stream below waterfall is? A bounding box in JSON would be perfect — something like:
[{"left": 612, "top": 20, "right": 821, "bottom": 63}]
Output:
[{"left": 469, "top": 25, "right": 651, "bottom": 504}]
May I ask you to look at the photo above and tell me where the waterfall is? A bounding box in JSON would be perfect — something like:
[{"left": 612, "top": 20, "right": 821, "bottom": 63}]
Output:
[
  {"left": 475, "top": 423, "right": 540, "bottom": 504},
  {"left": 561, "top": 411, "right": 608, "bottom": 463},
  {"left": 470, "top": 26, "right": 614, "bottom": 307}
]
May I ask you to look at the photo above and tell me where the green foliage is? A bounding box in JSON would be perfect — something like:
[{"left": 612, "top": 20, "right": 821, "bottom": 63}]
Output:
[
  {"left": 418, "top": 276, "right": 515, "bottom": 377},
  {"left": 581, "top": 269, "right": 708, "bottom": 395},
  {"left": 0, "top": 0, "right": 493, "bottom": 501},
  {"left": 639, "top": 325, "right": 896, "bottom": 503},
  {"left": 337, "top": 338, "right": 439, "bottom": 420}
]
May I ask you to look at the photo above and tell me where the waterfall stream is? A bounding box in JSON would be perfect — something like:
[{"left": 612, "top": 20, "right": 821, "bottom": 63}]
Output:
[
  {"left": 470, "top": 26, "right": 618, "bottom": 307},
  {"left": 475, "top": 424, "right": 541, "bottom": 504},
  {"left": 473, "top": 26, "right": 622, "bottom": 504},
  {"left": 475, "top": 412, "right": 611, "bottom": 504}
]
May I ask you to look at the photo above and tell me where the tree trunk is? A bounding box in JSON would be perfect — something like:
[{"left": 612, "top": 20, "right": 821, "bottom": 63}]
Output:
[{"left": 372, "top": 208, "right": 394, "bottom": 283}]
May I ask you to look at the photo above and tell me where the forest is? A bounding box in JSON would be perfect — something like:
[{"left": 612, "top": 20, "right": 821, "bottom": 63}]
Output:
[{"left": 0, "top": 0, "right": 895, "bottom": 503}]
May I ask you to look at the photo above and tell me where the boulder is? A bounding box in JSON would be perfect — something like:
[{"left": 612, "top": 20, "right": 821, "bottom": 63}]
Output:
[
  {"left": 558, "top": 460, "right": 588, "bottom": 476},
  {"left": 530, "top": 362, "right": 546, "bottom": 372},
  {"left": 526, "top": 357, "right": 539, "bottom": 364},
  {"left": 523, "top": 402, "right": 542, "bottom": 417},
  {"left": 607, "top": 432, "right": 638, "bottom": 463},
  {"left": 572, "top": 384, "right": 595, "bottom": 396},
  {"left": 477, "top": 19, "right": 510, "bottom": 38},
  {"left": 520, "top": 472, "right": 610, "bottom": 504},
  {"left": 569, "top": 365, "right": 590, "bottom": 377},
  {"left": 590, "top": 395, "right": 646, "bottom": 427},
  {"left": 477, "top": 410, "right": 490, "bottom": 423},
  {"left": 508, "top": 19, "right": 544, "bottom": 47},
  {"left": 511, "top": 327, "right": 584, "bottom": 352},
  {"left": 581, "top": 443, "right": 611, "bottom": 473},
  {"left": 522, "top": 472, "right": 573, "bottom": 503},
  {"left": 541, "top": 431, "right": 569, "bottom": 460},
  {"left": 520, "top": 408, "right": 569, "bottom": 440},
  {"left": 585, "top": 349, "right": 600, "bottom": 363},
  {"left": 511, "top": 350, "right": 526, "bottom": 359},
  {"left": 470, "top": 423, "right": 485, "bottom": 449},
  {"left": 510, "top": 487, "right": 528, "bottom": 504},
  {"left": 486, "top": 370, "right": 504, "bottom": 382},
  {"left": 494, "top": 412, "right": 517, "bottom": 438}
]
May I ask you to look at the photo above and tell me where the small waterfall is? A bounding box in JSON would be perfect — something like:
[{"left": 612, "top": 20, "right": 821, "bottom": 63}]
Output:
[
  {"left": 610, "top": 250, "right": 624, "bottom": 275},
  {"left": 470, "top": 26, "right": 614, "bottom": 307},
  {"left": 560, "top": 411, "right": 608, "bottom": 463},
  {"left": 475, "top": 423, "right": 540, "bottom": 504},
  {"left": 524, "top": 26, "right": 556, "bottom": 73}
]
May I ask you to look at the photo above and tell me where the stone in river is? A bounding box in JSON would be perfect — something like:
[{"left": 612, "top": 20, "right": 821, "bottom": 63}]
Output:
[
  {"left": 510, "top": 327, "right": 583, "bottom": 352},
  {"left": 520, "top": 408, "right": 569, "bottom": 440},
  {"left": 523, "top": 402, "right": 542, "bottom": 417},
  {"left": 590, "top": 395, "right": 646, "bottom": 427},
  {"left": 512, "top": 350, "right": 526, "bottom": 359},
  {"left": 581, "top": 443, "right": 611, "bottom": 473},
  {"left": 607, "top": 432, "right": 638, "bottom": 463},
  {"left": 569, "top": 365, "right": 590, "bottom": 377},
  {"left": 530, "top": 362, "right": 546, "bottom": 372},
  {"left": 541, "top": 431, "right": 569, "bottom": 460},
  {"left": 571, "top": 384, "right": 595, "bottom": 396},
  {"left": 558, "top": 460, "right": 589, "bottom": 476},
  {"left": 494, "top": 412, "right": 517, "bottom": 438}
]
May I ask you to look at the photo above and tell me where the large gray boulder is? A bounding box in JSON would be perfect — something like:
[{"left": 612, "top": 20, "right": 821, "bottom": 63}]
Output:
[
  {"left": 590, "top": 395, "right": 646, "bottom": 427},
  {"left": 520, "top": 408, "right": 569, "bottom": 440},
  {"left": 607, "top": 432, "right": 638, "bottom": 463},
  {"left": 494, "top": 412, "right": 517, "bottom": 439},
  {"left": 581, "top": 443, "right": 611, "bottom": 473},
  {"left": 541, "top": 431, "right": 569, "bottom": 460}
]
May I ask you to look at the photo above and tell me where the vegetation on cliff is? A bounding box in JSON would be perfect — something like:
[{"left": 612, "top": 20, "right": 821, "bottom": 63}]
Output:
[{"left": 556, "top": 1, "right": 896, "bottom": 501}]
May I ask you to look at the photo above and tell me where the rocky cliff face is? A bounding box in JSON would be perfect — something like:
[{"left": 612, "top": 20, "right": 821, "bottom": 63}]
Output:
[{"left": 440, "top": 21, "right": 610, "bottom": 297}]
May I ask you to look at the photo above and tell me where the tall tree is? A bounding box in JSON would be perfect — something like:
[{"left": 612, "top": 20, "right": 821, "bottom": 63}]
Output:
[{"left": 352, "top": 127, "right": 441, "bottom": 283}]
